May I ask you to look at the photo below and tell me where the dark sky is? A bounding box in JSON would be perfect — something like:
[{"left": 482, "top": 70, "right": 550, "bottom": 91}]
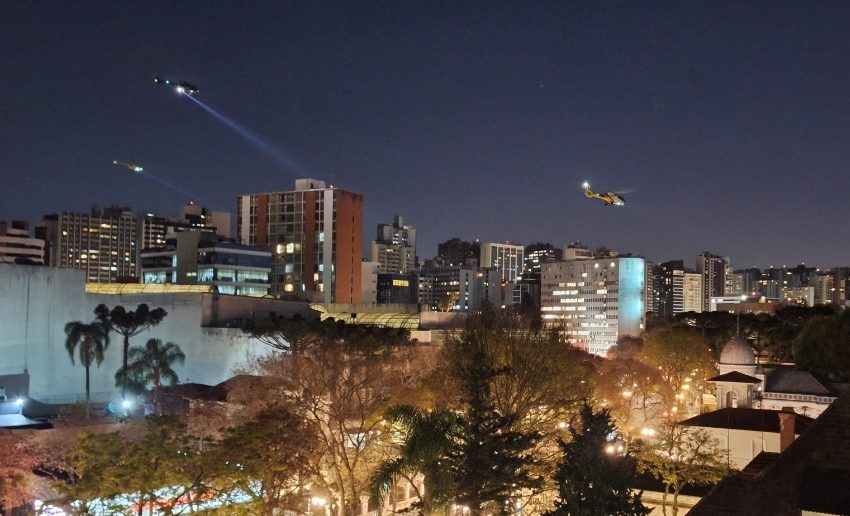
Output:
[{"left": 2, "top": 1, "right": 849, "bottom": 268}]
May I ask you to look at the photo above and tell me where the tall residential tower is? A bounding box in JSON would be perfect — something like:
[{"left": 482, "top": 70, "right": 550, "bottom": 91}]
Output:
[
  {"left": 541, "top": 256, "right": 646, "bottom": 356},
  {"left": 370, "top": 215, "right": 416, "bottom": 274},
  {"left": 237, "top": 179, "right": 363, "bottom": 303},
  {"left": 38, "top": 206, "right": 138, "bottom": 283}
]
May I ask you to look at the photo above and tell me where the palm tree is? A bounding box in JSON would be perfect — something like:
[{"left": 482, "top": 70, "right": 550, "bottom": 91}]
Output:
[
  {"left": 123, "top": 339, "right": 185, "bottom": 415},
  {"left": 64, "top": 321, "right": 110, "bottom": 414},
  {"left": 95, "top": 304, "right": 167, "bottom": 398},
  {"left": 370, "top": 405, "right": 459, "bottom": 515}
]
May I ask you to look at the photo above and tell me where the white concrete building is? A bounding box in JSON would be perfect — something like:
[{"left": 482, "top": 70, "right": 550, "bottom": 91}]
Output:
[
  {"left": 480, "top": 242, "right": 524, "bottom": 282},
  {"left": 361, "top": 261, "right": 380, "bottom": 304},
  {"left": 679, "top": 407, "right": 813, "bottom": 469},
  {"left": 541, "top": 256, "right": 645, "bottom": 356},
  {"left": 712, "top": 335, "right": 837, "bottom": 418},
  {"left": 0, "top": 221, "right": 44, "bottom": 265},
  {"left": 682, "top": 271, "right": 704, "bottom": 313},
  {"left": 39, "top": 207, "right": 138, "bottom": 283},
  {"left": 370, "top": 215, "right": 416, "bottom": 274},
  {"left": 417, "top": 265, "right": 501, "bottom": 312}
]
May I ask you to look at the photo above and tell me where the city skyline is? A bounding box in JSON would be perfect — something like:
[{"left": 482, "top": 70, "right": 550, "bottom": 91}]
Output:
[{"left": 3, "top": 2, "right": 850, "bottom": 268}]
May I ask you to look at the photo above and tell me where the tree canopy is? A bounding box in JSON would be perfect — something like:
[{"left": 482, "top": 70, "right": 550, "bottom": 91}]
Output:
[
  {"left": 95, "top": 303, "right": 167, "bottom": 396},
  {"left": 793, "top": 309, "right": 850, "bottom": 382},
  {"left": 547, "top": 403, "right": 649, "bottom": 516}
]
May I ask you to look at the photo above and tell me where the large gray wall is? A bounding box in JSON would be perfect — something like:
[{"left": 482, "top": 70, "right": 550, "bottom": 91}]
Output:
[{"left": 0, "top": 265, "right": 271, "bottom": 403}]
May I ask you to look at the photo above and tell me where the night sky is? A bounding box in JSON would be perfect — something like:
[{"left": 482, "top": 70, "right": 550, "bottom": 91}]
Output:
[{"left": 2, "top": 2, "right": 849, "bottom": 268}]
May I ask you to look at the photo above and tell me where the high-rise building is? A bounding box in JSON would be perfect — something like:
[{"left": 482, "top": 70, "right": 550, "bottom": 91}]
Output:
[
  {"left": 139, "top": 231, "right": 271, "bottom": 297},
  {"left": 418, "top": 265, "right": 501, "bottom": 311},
  {"left": 730, "top": 268, "right": 761, "bottom": 297},
  {"left": 480, "top": 242, "right": 524, "bottom": 283},
  {"left": 655, "top": 260, "right": 684, "bottom": 317},
  {"left": 682, "top": 271, "right": 704, "bottom": 313},
  {"left": 814, "top": 273, "right": 835, "bottom": 305},
  {"left": 370, "top": 215, "right": 416, "bottom": 274},
  {"left": 237, "top": 179, "right": 363, "bottom": 303},
  {"left": 541, "top": 256, "right": 645, "bottom": 356},
  {"left": 517, "top": 243, "right": 561, "bottom": 310},
  {"left": 39, "top": 206, "right": 138, "bottom": 283},
  {"left": 436, "top": 238, "right": 480, "bottom": 267},
  {"left": 0, "top": 221, "right": 45, "bottom": 265},
  {"left": 697, "top": 252, "right": 727, "bottom": 310},
  {"left": 655, "top": 260, "right": 704, "bottom": 316},
  {"left": 830, "top": 267, "right": 850, "bottom": 305},
  {"left": 361, "top": 261, "right": 380, "bottom": 304},
  {"left": 524, "top": 243, "right": 560, "bottom": 275},
  {"left": 759, "top": 267, "right": 784, "bottom": 299},
  {"left": 782, "top": 286, "right": 815, "bottom": 307},
  {"left": 562, "top": 242, "right": 593, "bottom": 261},
  {"left": 723, "top": 263, "right": 735, "bottom": 295},
  {"left": 644, "top": 260, "right": 656, "bottom": 315},
  {"left": 138, "top": 203, "right": 232, "bottom": 252}
]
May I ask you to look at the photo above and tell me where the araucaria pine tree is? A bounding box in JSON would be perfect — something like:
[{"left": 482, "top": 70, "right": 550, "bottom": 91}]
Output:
[
  {"left": 445, "top": 304, "right": 543, "bottom": 515},
  {"left": 548, "top": 403, "right": 649, "bottom": 516}
]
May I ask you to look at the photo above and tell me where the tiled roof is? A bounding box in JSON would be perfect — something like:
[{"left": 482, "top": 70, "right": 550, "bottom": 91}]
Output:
[
  {"left": 159, "top": 375, "right": 274, "bottom": 402},
  {"left": 689, "top": 392, "right": 850, "bottom": 515},
  {"left": 680, "top": 408, "right": 813, "bottom": 434},
  {"left": 765, "top": 366, "right": 831, "bottom": 396},
  {"left": 0, "top": 413, "right": 49, "bottom": 429},
  {"left": 708, "top": 371, "right": 762, "bottom": 384},
  {"left": 738, "top": 452, "right": 779, "bottom": 478},
  {"left": 798, "top": 465, "right": 850, "bottom": 515}
]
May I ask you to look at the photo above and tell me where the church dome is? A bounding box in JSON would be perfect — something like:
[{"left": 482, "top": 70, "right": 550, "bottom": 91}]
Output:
[{"left": 719, "top": 335, "right": 755, "bottom": 365}]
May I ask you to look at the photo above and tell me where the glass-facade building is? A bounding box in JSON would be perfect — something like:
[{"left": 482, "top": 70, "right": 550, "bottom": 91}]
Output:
[{"left": 140, "top": 235, "right": 271, "bottom": 297}]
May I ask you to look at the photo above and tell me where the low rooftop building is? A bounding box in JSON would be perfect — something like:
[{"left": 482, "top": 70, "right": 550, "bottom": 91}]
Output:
[
  {"left": 679, "top": 407, "right": 814, "bottom": 469},
  {"left": 689, "top": 392, "right": 850, "bottom": 515}
]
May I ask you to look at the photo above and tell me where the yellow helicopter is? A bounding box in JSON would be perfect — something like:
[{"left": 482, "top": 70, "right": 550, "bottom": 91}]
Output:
[{"left": 583, "top": 181, "right": 625, "bottom": 206}]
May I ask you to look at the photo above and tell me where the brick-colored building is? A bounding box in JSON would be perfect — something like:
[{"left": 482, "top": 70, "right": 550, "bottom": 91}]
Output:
[{"left": 237, "top": 179, "right": 363, "bottom": 303}]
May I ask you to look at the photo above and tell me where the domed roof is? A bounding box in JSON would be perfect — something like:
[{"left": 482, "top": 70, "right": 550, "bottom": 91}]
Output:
[{"left": 719, "top": 334, "right": 755, "bottom": 365}]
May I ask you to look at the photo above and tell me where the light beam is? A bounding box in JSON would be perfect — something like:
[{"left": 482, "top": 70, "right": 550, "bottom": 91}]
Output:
[{"left": 183, "top": 94, "right": 309, "bottom": 176}]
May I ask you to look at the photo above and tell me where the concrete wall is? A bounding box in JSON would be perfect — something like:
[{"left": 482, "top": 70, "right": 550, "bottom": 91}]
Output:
[
  {"left": 204, "top": 294, "right": 316, "bottom": 326},
  {"left": 0, "top": 265, "right": 272, "bottom": 404},
  {"left": 699, "top": 426, "right": 783, "bottom": 469}
]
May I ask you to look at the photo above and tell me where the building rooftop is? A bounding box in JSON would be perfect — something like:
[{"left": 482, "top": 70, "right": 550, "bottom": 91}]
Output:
[
  {"left": 318, "top": 311, "right": 421, "bottom": 330},
  {"left": 719, "top": 334, "right": 755, "bottom": 365},
  {"left": 85, "top": 283, "right": 215, "bottom": 295},
  {"left": 158, "top": 375, "right": 275, "bottom": 403},
  {"left": 765, "top": 365, "right": 832, "bottom": 396},
  {"left": 680, "top": 407, "right": 814, "bottom": 434},
  {"left": 708, "top": 371, "right": 762, "bottom": 384},
  {"left": 738, "top": 452, "right": 780, "bottom": 478},
  {"left": 689, "top": 392, "right": 850, "bottom": 515}
]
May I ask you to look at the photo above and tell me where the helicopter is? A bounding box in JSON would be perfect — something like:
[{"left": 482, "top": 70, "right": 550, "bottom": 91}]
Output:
[
  {"left": 154, "top": 75, "right": 199, "bottom": 95},
  {"left": 582, "top": 181, "right": 625, "bottom": 206},
  {"left": 113, "top": 160, "right": 143, "bottom": 173}
]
